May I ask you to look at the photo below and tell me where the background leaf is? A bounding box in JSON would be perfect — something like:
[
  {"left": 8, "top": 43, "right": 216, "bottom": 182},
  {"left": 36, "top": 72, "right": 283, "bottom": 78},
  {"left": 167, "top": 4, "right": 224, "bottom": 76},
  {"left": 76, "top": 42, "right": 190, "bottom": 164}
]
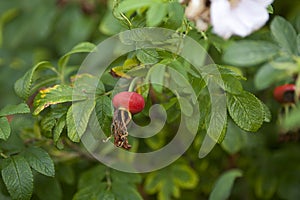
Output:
[
  {"left": 33, "top": 175, "right": 62, "bottom": 200},
  {"left": 117, "top": 0, "right": 153, "bottom": 13},
  {"left": 209, "top": 169, "right": 243, "bottom": 200},
  {"left": 58, "top": 42, "right": 96, "bottom": 70},
  {"left": 146, "top": 3, "right": 168, "bottom": 27},
  {"left": 271, "top": 16, "right": 298, "bottom": 55},
  {"left": 254, "top": 62, "right": 290, "bottom": 90},
  {"left": 145, "top": 163, "right": 198, "bottom": 200},
  {"left": 223, "top": 41, "right": 279, "bottom": 67}
]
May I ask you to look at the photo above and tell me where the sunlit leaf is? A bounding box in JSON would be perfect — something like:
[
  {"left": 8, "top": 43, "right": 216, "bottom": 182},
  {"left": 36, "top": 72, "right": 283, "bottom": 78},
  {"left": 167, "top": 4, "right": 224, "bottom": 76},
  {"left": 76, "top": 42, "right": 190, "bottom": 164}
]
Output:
[{"left": 33, "top": 85, "right": 86, "bottom": 115}]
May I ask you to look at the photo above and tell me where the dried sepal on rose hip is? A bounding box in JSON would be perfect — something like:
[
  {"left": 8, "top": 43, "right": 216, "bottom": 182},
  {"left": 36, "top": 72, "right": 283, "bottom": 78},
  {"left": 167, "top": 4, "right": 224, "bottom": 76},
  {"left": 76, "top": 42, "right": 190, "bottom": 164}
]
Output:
[
  {"left": 109, "top": 91, "right": 145, "bottom": 150},
  {"left": 273, "top": 84, "right": 297, "bottom": 104}
]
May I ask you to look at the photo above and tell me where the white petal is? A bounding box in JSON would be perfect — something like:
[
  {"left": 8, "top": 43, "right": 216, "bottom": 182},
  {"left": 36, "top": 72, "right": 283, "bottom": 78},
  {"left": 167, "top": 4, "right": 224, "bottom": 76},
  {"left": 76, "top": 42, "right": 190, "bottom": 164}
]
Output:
[
  {"left": 252, "top": 0, "right": 274, "bottom": 7},
  {"left": 233, "top": 0, "right": 269, "bottom": 31},
  {"left": 210, "top": 0, "right": 235, "bottom": 38},
  {"left": 210, "top": 0, "right": 271, "bottom": 38}
]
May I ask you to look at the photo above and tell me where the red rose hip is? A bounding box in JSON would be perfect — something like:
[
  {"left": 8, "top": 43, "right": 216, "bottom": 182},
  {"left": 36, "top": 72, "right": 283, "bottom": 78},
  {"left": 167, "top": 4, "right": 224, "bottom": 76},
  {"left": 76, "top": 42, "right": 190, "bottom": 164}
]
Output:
[
  {"left": 273, "top": 84, "right": 296, "bottom": 104},
  {"left": 112, "top": 91, "right": 145, "bottom": 114}
]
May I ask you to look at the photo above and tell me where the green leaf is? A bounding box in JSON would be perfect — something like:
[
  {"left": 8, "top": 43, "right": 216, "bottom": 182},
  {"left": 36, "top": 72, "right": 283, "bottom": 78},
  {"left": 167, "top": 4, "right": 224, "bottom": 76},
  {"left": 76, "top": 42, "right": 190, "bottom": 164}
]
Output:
[
  {"left": 111, "top": 170, "right": 142, "bottom": 184},
  {"left": 262, "top": 103, "right": 271, "bottom": 123},
  {"left": 149, "top": 63, "right": 166, "bottom": 93},
  {"left": 117, "top": 0, "right": 154, "bottom": 13},
  {"left": 33, "top": 85, "right": 85, "bottom": 115},
  {"left": 71, "top": 74, "right": 105, "bottom": 95},
  {"left": 73, "top": 183, "right": 107, "bottom": 200},
  {"left": 254, "top": 62, "right": 290, "bottom": 90},
  {"left": 282, "top": 105, "right": 300, "bottom": 129},
  {"left": 146, "top": 3, "right": 168, "bottom": 27},
  {"left": 221, "top": 74, "right": 243, "bottom": 94},
  {"left": 53, "top": 114, "right": 66, "bottom": 142},
  {"left": 166, "top": 2, "right": 184, "bottom": 29},
  {"left": 78, "top": 165, "right": 106, "bottom": 189},
  {"left": 58, "top": 42, "right": 96, "bottom": 71},
  {"left": 227, "top": 91, "right": 264, "bottom": 132},
  {"left": 40, "top": 113, "right": 56, "bottom": 133},
  {"left": 55, "top": 163, "right": 75, "bottom": 185},
  {"left": 75, "top": 166, "right": 142, "bottom": 200},
  {"left": 23, "top": 147, "right": 55, "bottom": 177},
  {"left": 178, "top": 97, "right": 193, "bottom": 117},
  {"left": 171, "top": 164, "right": 199, "bottom": 189},
  {"left": 0, "top": 117, "right": 11, "bottom": 140},
  {"left": 255, "top": 170, "right": 278, "bottom": 199},
  {"left": 136, "top": 49, "right": 160, "bottom": 64},
  {"left": 99, "top": 10, "right": 125, "bottom": 35},
  {"left": 223, "top": 41, "right": 279, "bottom": 67},
  {"left": 271, "top": 16, "right": 298, "bottom": 55},
  {"left": 110, "top": 170, "right": 142, "bottom": 200},
  {"left": 278, "top": 170, "right": 300, "bottom": 200},
  {"left": 1, "top": 156, "right": 33, "bottom": 200},
  {"left": 93, "top": 95, "right": 113, "bottom": 135},
  {"left": 112, "top": 181, "right": 143, "bottom": 200},
  {"left": 33, "top": 175, "right": 62, "bottom": 200},
  {"left": 0, "top": 103, "right": 30, "bottom": 116},
  {"left": 0, "top": 8, "right": 19, "bottom": 46},
  {"left": 221, "top": 120, "right": 244, "bottom": 154},
  {"left": 267, "top": 5, "right": 273, "bottom": 14},
  {"left": 66, "top": 105, "right": 79, "bottom": 142},
  {"left": 72, "top": 99, "right": 96, "bottom": 138},
  {"left": 14, "top": 61, "right": 54, "bottom": 100},
  {"left": 145, "top": 163, "right": 198, "bottom": 200},
  {"left": 209, "top": 169, "right": 243, "bottom": 200}
]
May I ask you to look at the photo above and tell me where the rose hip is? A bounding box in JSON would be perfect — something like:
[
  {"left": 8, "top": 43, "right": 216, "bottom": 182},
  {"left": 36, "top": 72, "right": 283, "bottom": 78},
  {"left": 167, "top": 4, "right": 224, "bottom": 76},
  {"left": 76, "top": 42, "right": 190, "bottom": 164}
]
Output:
[{"left": 112, "top": 91, "right": 145, "bottom": 114}]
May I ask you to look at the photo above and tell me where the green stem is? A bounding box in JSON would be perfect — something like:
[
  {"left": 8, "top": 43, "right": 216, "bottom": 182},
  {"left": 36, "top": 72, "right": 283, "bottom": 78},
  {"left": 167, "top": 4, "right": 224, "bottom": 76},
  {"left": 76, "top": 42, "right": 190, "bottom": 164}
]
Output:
[
  {"left": 0, "top": 152, "right": 8, "bottom": 159},
  {"left": 128, "top": 77, "right": 139, "bottom": 92},
  {"left": 106, "top": 168, "right": 112, "bottom": 190}
]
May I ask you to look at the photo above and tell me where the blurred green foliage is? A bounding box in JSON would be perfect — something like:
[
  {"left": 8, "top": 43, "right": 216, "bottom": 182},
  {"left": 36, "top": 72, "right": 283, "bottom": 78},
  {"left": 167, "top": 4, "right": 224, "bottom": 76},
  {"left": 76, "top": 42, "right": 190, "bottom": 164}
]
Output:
[{"left": 0, "top": 0, "right": 300, "bottom": 200}]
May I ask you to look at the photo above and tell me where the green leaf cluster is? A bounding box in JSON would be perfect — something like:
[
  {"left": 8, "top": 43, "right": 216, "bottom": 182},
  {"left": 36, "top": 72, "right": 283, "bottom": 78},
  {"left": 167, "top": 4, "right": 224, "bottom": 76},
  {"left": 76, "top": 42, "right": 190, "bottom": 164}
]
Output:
[
  {"left": 145, "top": 163, "right": 198, "bottom": 200},
  {"left": 73, "top": 165, "right": 142, "bottom": 200},
  {"left": 1, "top": 147, "right": 54, "bottom": 200},
  {"left": 223, "top": 16, "right": 300, "bottom": 91}
]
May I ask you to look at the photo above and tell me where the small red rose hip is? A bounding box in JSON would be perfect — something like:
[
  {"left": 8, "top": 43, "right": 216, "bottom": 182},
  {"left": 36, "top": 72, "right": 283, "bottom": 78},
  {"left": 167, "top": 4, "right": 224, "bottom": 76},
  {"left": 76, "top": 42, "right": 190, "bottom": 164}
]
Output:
[
  {"left": 273, "top": 84, "right": 296, "bottom": 104},
  {"left": 112, "top": 91, "right": 145, "bottom": 114}
]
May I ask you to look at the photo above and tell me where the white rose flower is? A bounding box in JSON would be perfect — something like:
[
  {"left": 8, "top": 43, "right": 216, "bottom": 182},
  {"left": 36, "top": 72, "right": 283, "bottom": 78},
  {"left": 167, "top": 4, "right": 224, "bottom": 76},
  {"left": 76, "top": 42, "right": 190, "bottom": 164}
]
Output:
[{"left": 210, "top": 0, "right": 273, "bottom": 39}]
